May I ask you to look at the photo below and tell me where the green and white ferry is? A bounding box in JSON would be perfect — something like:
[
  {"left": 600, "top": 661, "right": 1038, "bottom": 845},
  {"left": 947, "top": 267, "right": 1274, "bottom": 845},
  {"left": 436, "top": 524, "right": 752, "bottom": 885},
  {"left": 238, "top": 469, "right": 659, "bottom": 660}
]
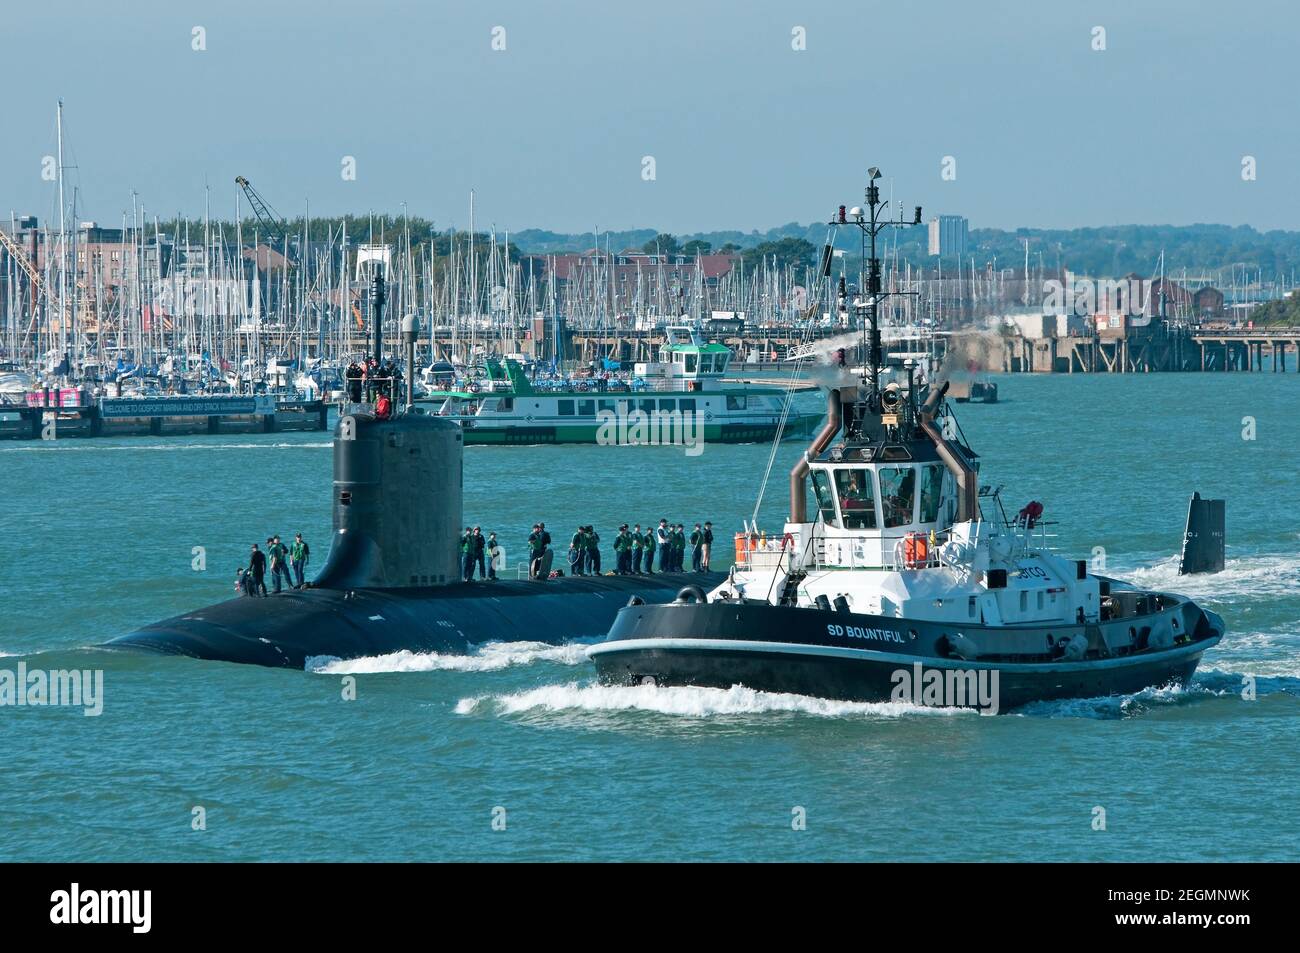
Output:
[{"left": 421, "top": 327, "right": 820, "bottom": 446}]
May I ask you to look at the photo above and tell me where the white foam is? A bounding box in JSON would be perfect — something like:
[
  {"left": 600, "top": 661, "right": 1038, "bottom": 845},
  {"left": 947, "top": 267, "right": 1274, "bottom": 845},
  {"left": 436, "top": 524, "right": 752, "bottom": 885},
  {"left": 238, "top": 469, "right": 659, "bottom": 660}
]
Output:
[
  {"left": 306, "top": 640, "right": 592, "bottom": 674},
  {"left": 1012, "top": 677, "right": 1235, "bottom": 719},
  {"left": 455, "top": 680, "right": 973, "bottom": 719},
  {"left": 1118, "top": 552, "right": 1300, "bottom": 603}
]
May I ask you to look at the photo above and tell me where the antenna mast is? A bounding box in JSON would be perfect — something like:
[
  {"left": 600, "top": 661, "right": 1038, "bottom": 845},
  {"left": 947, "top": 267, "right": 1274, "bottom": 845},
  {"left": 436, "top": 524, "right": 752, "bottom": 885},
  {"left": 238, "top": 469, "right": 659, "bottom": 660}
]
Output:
[{"left": 827, "top": 167, "right": 922, "bottom": 402}]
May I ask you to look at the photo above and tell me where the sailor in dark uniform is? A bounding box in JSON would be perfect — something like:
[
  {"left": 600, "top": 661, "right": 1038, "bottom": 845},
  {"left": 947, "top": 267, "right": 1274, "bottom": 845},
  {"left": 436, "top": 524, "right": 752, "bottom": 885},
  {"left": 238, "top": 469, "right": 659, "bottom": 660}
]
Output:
[
  {"left": 631, "top": 524, "right": 644, "bottom": 574},
  {"left": 569, "top": 526, "right": 586, "bottom": 576}
]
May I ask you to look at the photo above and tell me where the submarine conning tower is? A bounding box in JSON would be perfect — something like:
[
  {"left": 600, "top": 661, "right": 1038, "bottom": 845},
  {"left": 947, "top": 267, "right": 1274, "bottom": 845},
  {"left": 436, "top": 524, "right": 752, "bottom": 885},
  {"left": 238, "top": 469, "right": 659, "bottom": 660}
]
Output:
[
  {"left": 312, "top": 411, "right": 464, "bottom": 590},
  {"left": 314, "top": 270, "right": 464, "bottom": 590}
]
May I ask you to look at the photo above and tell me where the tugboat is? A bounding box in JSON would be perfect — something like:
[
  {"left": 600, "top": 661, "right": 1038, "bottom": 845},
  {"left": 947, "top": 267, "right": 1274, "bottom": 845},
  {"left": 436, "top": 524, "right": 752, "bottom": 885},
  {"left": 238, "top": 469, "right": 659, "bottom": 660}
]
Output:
[{"left": 589, "top": 172, "right": 1224, "bottom": 712}]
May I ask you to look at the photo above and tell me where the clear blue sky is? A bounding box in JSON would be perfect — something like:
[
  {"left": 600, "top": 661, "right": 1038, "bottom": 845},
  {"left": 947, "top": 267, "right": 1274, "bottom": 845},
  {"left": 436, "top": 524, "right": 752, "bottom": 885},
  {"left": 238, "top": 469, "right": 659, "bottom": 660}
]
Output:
[{"left": 5, "top": 0, "right": 1297, "bottom": 234}]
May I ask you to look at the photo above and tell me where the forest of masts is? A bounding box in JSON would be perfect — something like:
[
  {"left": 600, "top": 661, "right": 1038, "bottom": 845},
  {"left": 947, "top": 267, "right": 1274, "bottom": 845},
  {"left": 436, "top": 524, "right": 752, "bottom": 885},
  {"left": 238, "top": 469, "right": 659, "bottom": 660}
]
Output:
[{"left": 4, "top": 209, "right": 1281, "bottom": 377}]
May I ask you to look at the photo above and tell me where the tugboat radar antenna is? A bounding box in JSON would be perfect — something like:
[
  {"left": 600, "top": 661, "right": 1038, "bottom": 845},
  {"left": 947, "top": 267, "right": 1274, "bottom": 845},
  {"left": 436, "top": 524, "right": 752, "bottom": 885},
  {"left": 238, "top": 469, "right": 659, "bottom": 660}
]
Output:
[{"left": 829, "top": 167, "right": 923, "bottom": 402}]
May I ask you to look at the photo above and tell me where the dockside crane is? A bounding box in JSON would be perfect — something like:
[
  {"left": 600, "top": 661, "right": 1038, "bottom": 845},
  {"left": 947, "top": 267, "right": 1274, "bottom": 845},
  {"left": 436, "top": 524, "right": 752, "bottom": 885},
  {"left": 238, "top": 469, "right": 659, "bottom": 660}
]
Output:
[
  {"left": 235, "top": 175, "right": 339, "bottom": 359},
  {"left": 0, "top": 226, "right": 48, "bottom": 344},
  {"left": 235, "top": 175, "right": 294, "bottom": 259}
]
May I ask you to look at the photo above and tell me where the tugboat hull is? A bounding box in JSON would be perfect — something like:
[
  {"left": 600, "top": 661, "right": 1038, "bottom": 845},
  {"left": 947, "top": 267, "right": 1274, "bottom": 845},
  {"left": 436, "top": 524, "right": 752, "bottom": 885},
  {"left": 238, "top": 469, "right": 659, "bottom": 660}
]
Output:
[{"left": 589, "top": 599, "right": 1224, "bottom": 712}]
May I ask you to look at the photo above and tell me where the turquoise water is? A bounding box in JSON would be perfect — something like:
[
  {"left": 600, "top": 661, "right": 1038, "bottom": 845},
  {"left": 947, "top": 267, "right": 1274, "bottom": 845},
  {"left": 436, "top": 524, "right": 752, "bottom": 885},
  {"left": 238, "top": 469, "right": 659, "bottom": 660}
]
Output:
[{"left": 1, "top": 374, "right": 1297, "bottom": 861}]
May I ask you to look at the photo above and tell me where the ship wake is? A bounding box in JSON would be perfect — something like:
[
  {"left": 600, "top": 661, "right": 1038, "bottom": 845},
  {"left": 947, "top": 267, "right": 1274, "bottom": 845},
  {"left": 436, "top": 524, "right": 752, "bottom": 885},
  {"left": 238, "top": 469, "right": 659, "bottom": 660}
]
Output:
[
  {"left": 455, "top": 680, "right": 975, "bottom": 720},
  {"left": 306, "top": 640, "right": 595, "bottom": 675}
]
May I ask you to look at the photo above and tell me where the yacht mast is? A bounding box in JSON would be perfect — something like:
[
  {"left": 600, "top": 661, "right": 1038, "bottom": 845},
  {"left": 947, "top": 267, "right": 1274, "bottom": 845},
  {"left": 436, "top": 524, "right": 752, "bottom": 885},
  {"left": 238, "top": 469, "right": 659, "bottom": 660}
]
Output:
[{"left": 56, "top": 100, "right": 67, "bottom": 367}]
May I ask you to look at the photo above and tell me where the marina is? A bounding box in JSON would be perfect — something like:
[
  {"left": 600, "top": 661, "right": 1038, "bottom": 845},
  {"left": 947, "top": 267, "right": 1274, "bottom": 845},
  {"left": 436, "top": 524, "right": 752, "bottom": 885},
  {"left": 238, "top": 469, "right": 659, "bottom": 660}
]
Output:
[{"left": 4, "top": 111, "right": 1298, "bottom": 458}]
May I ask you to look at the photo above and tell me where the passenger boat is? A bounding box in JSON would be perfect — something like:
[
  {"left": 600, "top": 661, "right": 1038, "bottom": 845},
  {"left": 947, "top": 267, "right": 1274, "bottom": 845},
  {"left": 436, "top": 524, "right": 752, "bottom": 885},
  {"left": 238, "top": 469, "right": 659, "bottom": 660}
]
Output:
[{"left": 420, "top": 327, "right": 821, "bottom": 446}]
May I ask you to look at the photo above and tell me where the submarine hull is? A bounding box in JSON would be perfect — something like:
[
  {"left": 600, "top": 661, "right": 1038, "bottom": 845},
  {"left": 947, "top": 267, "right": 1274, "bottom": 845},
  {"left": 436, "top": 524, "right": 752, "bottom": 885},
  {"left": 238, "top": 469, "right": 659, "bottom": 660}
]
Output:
[
  {"left": 110, "top": 404, "right": 731, "bottom": 669},
  {"left": 109, "top": 573, "right": 726, "bottom": 669}
]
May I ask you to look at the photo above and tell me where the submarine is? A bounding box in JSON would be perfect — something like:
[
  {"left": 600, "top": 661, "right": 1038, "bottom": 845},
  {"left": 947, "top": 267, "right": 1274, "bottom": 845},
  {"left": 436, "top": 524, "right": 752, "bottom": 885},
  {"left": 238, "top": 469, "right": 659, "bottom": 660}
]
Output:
[{"left": 109, "top": 275, "right": 723, "bottom": 669}]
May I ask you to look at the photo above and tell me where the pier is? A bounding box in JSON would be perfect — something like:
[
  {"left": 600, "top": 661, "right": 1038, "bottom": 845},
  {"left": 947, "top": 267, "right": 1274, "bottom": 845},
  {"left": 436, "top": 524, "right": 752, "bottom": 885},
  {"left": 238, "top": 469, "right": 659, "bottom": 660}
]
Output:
[
  {"left": 1003, "top": 322, "right": 1300, "bottom": 373},
  {"left": 0, "top": 394, "right": 329, "bottom": 440}
]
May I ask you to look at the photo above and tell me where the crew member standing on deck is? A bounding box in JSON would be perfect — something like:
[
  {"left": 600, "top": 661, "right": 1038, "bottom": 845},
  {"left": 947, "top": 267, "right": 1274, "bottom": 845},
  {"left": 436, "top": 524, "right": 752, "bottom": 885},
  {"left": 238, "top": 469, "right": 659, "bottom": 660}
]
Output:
[
  {"left": 269, "top": 536, "right": 292, "bottom": 594},
  {"left": 569, "top": 525, "right": 586, "bottom": 575},
  {"left": 702, "top": 521, "right": 714, "bottom": 571},
  {"left": 248, "top": 543, "right": 267, "bottom": 597},
  {"left": 643, "top": 524, "right": 656, "bottom": 575},
  {"left": 486, "top": 532, "right": 500, "bottom": 580},
  {"left": 614, "top": 525, "right": 631, "bottom": 574},
  {"left": 461, "top": 527, "right": 476, "bottom": 581},
  {"left": 345, "top": 361, "right": 364, "bottom": 402},
  {"left": 290, "top": 532, "right": 310, "bottom": 589},
  {"left": 631, "top": 524, "right": 644, "bottom": 574},
  {"left": 690, "top": 523, "right": 704, "bottom": 572},
  {"left": 528, "top": 524, "right": 547, "bottom": 580},
  {"left": 656, "top": 519, "right": 671, "bottom": 573},
  {"left": 585, "top": 525, "right": 601, "bottom": 575},
  {"left": 472, "top": 526, "right": 486, "bottom": 579}
]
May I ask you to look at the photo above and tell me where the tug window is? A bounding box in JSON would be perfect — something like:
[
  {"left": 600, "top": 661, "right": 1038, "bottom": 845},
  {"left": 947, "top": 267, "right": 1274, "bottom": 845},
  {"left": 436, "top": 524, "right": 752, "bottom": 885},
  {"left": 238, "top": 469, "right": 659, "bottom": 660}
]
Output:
[
  {"left": 726, "top": 394, "right": 746, "bottom": 410},
  {"left": 699, "top": 354, "right": 714, "bottom": 373},
  {"left": 685, "top": 354, "right": 698, "bottom": 373},
  {"left": 558, "top": 399, "right": 575, "bottom": 416},
  {"left": 919, "top": 465, "right": 944, "bottom": 524},
  {"left": 879, "top": 466, "right": 917, "bottom": 528},
  {"left": 578, "top": 399, "right": 596, "bottom": 416},
  {"left": 834, "top": 468, "right": 877, "bottom": 529},
  {"left": 811, "top": 470, "right": 839, "bottom": 526},
  {"left": 639, "top": 399, "right": 657, "bottom": 414}
]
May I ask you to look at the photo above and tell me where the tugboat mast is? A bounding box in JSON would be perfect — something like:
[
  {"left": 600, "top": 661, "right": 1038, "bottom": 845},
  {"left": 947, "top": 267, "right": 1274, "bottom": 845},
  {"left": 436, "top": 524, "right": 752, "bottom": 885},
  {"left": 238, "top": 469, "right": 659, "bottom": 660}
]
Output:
[{"left": 829, "top": 168, "right": 923, "bottom": 403}]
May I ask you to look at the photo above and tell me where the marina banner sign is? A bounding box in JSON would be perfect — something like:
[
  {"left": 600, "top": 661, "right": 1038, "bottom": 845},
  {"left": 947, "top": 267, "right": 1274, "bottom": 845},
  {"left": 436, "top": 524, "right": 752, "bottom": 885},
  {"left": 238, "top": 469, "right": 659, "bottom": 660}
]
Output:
[{"left": 97, "top": 395, "right": 277, "bottom": 418}]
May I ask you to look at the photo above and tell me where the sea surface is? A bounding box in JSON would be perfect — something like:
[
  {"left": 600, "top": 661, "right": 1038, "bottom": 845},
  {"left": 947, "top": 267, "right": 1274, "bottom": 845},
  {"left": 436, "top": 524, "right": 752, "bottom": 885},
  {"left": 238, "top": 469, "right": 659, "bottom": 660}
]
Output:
[{"left": 1, "top": 373, "right": 1297, "bottom": 861}]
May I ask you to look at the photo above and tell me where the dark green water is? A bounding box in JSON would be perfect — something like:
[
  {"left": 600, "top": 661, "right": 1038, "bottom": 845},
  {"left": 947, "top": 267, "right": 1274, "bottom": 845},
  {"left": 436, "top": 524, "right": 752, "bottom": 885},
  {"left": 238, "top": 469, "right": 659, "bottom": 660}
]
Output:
[{"left": 2, "top": 374, "right": 1297, "bottom": 860}]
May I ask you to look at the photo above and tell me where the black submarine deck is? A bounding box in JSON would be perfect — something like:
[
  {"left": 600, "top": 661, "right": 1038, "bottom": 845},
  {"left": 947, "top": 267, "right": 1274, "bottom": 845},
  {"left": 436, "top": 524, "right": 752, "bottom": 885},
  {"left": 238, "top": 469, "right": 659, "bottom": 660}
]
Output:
[{"left": 107, "top": 572, "right": 725, "bottom": 669}]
